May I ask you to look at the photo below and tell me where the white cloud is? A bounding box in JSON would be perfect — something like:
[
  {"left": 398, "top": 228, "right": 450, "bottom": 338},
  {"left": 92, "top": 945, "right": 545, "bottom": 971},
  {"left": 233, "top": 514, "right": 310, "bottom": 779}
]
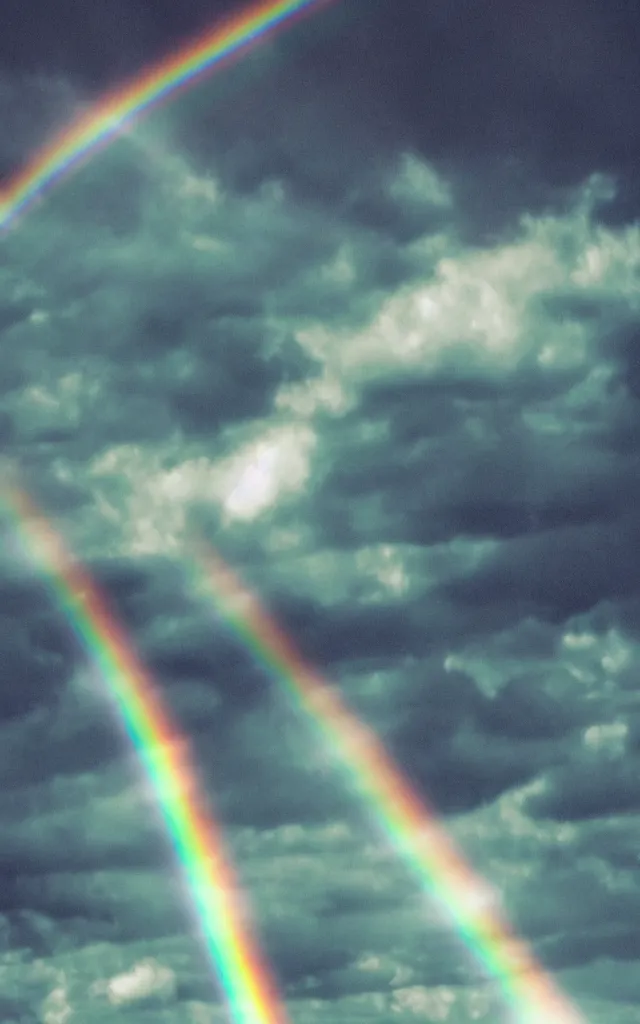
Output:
[
  {"left": 41, "top": 975, "right": 73, "bottom": 1024},
  {"left": 96, "top": 957, "right": 176, "bottom": 1006},
  {"left": 86, "top": 418, "right": 317, "bottom": 554},
  {"left": 583, "top": 721, "right": 627, "bottom": 755},
  {"left": 289, "top": 173, "right": 639, "bottom": 408},
  {"left": 222, "top": 423, "right": 316, "bottom": 523}
]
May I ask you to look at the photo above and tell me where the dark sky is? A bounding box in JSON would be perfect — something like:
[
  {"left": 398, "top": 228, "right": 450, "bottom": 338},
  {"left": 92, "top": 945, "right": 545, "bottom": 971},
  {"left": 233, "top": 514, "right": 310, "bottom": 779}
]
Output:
[{"left": 1, "top": 0, "right": 640, "bottom": 1021}]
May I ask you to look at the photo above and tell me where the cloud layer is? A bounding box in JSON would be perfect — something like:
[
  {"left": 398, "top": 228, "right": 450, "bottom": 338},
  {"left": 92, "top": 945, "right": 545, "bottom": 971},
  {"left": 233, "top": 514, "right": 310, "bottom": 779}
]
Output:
[{"left": 2, "top": 2, "right": 640, "bottom": 1021}]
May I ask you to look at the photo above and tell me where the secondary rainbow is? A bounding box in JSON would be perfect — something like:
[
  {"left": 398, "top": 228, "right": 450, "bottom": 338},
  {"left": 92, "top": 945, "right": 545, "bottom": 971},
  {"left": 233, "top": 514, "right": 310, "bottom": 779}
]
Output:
[
  {"left": 189, "top": 540, "right": 585, "bottom": 1024},
  {"left": 0, "top": 483, "right": 291, "bottom": 1024},
  {"left": 0, "top": 0, "right": 332, "bottom": 233}
]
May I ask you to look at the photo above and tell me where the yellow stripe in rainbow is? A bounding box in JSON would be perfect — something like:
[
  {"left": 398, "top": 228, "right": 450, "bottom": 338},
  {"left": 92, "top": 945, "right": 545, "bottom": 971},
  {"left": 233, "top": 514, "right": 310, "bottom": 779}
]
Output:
[
  {"left": 1, "top": 484, "right": 291, "bottom": 1024},
  {"left": 0, "top": 0, "right": 332, "bottom": 233},
  {"left": 189, "top": 541, "right": 585, "bottom": 1024}
]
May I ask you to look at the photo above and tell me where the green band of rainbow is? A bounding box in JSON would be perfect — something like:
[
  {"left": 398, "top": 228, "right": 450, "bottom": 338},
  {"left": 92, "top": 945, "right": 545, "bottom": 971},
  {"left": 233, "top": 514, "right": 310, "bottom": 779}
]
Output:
[
  {"left": 0, "top": 0, "right": 332, "bottom": 233},
  {"left": 1, "top": 485, "right": 291, "bottom": 1024},
  {"left": 189, "top": 541, "right": 585, "bottom": 1024}
]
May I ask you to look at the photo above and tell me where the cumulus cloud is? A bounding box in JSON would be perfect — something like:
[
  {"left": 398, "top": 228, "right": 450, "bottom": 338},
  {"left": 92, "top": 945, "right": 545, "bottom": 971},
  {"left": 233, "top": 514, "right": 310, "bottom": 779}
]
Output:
[{"left": 92, "top": 957, "right": 177, "bottom": 1007}]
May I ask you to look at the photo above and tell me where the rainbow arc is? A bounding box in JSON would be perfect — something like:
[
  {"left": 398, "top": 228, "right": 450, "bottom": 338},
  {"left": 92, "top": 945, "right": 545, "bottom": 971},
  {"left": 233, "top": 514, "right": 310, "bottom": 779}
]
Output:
[
  {"left": 187, "top": 539, "right": 585, "bottom": 1024},
  {"left": 1, "top": 484, "right": 291, "bottom": 1024},
  {"left": 0, "top": 0, "right": 332, "bottom": 233}
]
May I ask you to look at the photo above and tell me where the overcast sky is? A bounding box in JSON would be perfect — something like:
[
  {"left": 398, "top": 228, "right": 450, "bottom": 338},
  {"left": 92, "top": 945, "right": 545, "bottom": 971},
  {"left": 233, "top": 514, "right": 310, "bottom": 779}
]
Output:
[{"left": 1, "top": 1, "right": 640, "bottom": 1021}]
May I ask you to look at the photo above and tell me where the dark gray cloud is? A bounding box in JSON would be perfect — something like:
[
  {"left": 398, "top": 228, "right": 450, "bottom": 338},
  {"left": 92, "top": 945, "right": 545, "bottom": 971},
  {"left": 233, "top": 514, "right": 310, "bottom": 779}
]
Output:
[
  {"left": 526, "top": 753, "right": 640, "bottom": 821},
  {"left": 0, "top": 614, "right": 64, "bottom": 717},
  {"left": 443, "top": 515, "right": 640, "bottom": 622}
]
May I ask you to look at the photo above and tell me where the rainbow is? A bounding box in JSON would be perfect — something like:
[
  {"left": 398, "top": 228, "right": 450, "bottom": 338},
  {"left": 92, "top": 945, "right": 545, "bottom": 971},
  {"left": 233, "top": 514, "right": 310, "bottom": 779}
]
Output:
[
  {"left": 0, "top": 0, "right": 333, "bottom": 233},
  {"left": 0, "top": 483, "right": 291, "bottom": 1024},
  {"left": 189, "top": 540, "right": 585, "bottom": 1024}
]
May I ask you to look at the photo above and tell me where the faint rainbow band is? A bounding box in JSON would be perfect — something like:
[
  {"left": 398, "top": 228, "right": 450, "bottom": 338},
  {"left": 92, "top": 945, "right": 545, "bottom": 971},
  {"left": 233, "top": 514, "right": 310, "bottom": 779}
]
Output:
[{"left": 187, "top": 538, "right": 585, "bottom": 1024}]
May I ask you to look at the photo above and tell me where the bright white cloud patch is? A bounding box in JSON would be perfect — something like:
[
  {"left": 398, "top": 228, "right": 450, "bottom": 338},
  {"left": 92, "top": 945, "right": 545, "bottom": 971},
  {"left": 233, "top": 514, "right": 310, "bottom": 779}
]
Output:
[
  {"left": 293, "top": 175, "right": 629, "bottom": 392},
  {"left": 97, "top": 957, "right": 176, "bottom": 1006},
  {"left": 222, "top": 424, "right": 316, "bottom": 523},
  {"left": 86, "top": 419, "right": 317, "bottom": 554}
]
